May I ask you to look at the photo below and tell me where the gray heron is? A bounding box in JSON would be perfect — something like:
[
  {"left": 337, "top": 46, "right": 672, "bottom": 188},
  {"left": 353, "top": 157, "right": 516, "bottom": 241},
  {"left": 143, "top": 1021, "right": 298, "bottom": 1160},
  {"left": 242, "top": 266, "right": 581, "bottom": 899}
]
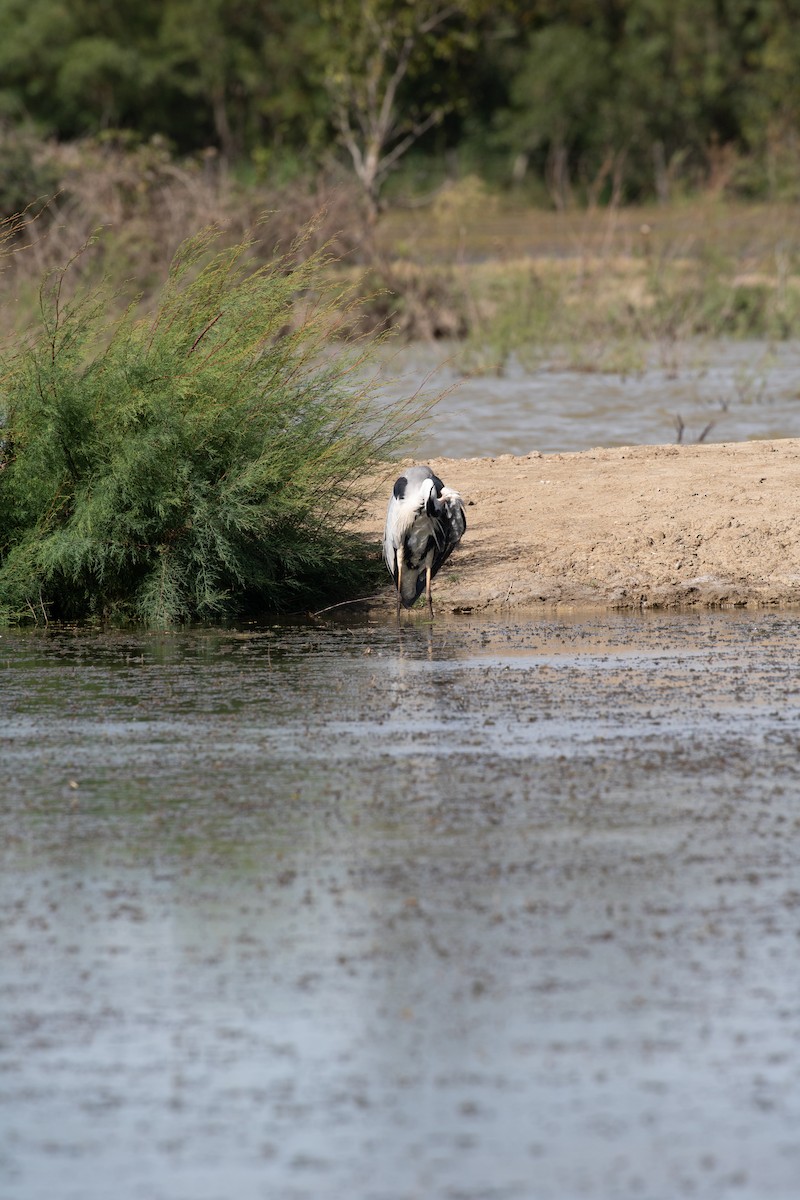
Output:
[{"left": 383, "top": 465, "right": 466, "bottom": 617}]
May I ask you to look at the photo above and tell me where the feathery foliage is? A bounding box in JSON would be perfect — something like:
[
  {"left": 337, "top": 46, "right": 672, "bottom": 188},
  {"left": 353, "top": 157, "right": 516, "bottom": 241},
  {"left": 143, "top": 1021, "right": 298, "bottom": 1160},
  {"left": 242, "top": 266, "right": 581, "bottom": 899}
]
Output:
[{"left": 0, "top": 221, "right": 422, "bottom": 624}]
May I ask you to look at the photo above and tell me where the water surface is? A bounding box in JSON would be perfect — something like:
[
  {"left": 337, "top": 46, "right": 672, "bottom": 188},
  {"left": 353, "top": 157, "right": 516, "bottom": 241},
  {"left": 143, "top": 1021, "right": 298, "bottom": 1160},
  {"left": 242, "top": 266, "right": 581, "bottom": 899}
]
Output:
[
  {"left": 383, "top": 340, "right": 800, "bottom": 457},
  {"left": 2, "top": 612, "right": 800, "bottom": 1200}
]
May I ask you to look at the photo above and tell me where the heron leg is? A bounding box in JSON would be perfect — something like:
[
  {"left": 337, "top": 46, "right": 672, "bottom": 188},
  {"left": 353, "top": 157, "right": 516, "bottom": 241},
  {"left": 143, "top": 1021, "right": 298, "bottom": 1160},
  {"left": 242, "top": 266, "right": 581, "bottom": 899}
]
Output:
[
  {"left": 395, "top": 552, "right": 403, "bottom": 620},
  {"left": 425, "top": 564, "right": 434, "bottom": 618}
]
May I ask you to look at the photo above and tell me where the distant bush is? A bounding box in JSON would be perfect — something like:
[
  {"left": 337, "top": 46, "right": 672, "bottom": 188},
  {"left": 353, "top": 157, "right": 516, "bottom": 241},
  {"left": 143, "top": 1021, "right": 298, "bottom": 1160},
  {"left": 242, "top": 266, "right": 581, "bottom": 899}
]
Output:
[
  {"left": 0, "top": 220, "right": 422, "bottom": 625},
  {"left": 0, "top": 120, "right": 60, "bottom": 219},
  {"left": 0, "top": 135, "right": 368, "bottom": 334}
]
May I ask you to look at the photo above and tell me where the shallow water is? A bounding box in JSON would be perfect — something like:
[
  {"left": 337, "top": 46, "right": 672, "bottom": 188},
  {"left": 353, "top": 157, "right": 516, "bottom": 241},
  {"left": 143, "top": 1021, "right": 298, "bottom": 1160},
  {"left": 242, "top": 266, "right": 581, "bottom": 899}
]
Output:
[
  {"left": 383, "top": 340, "right": 800, "bottom": 457},
  {"left": 2, "top": 611, "right": 800, "bottom": 1200}
]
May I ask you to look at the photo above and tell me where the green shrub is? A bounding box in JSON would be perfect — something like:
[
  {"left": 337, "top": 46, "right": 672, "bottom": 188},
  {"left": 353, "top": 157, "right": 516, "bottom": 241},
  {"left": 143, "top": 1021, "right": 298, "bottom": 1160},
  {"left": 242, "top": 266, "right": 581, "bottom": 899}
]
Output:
[{"left": 0, "top": 222, "right": 422, "bottom": 625}]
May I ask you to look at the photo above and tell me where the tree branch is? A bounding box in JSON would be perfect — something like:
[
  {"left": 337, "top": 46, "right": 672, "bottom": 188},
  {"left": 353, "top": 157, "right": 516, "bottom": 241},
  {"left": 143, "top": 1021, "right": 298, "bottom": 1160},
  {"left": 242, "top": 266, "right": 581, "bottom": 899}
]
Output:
[{"left": 378, "top": 107, "right": 445, "bottom": 177}]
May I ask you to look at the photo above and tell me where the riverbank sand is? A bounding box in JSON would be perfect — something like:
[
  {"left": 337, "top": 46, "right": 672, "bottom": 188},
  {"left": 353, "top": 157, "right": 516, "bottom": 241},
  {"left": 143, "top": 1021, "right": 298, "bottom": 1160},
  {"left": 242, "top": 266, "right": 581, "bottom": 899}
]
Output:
[{"left": 356, "top": 439, "right": 800, "bottom": 613}]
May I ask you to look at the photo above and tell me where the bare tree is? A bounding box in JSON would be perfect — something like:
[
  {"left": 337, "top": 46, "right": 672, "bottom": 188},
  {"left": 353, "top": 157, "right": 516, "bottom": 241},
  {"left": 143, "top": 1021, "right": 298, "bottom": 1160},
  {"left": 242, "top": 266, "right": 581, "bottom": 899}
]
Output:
[{"left": 321, "top": 0, "right": 468, "bottom": 224}]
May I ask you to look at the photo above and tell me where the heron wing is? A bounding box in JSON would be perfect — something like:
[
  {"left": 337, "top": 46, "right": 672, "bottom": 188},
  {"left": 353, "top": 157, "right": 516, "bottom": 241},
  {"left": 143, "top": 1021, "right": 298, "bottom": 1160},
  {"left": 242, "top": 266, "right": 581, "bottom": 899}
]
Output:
[{"left": 429, "top": 490, "right": 466, "bottom": 578}]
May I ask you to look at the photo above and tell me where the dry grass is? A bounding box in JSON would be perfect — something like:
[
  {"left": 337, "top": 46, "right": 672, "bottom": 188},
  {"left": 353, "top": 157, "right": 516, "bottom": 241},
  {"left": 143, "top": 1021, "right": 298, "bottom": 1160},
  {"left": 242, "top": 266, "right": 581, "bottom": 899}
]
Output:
[
  {"left": 0, "top": 137, "right": 368, "bottom": 332},
  {"left": 377, "top": 192, "right": 800, "bottom": 269},
  {"left": 3, "top": 149, "right": 800, "bottom": 357},
  {"left": 368, "top": 190, "right": 800, "bottom": 361}
]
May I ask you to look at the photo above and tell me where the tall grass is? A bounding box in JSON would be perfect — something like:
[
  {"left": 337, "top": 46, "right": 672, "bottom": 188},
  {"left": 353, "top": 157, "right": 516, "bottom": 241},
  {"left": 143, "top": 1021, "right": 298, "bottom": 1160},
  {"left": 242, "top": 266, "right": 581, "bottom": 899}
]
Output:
[
  {"left": 375, "top": 192, "right": 800, "bottom": 370},
  {"left": 0, "top": 220, "right": 424, "bottom": 625}
]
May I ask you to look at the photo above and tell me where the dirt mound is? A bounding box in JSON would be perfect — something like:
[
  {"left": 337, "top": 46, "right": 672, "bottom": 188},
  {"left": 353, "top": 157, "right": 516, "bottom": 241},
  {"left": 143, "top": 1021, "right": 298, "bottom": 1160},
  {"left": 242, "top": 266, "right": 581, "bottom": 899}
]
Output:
[{"left": 359, "top": 439, "right": 800, "bottom": 613}]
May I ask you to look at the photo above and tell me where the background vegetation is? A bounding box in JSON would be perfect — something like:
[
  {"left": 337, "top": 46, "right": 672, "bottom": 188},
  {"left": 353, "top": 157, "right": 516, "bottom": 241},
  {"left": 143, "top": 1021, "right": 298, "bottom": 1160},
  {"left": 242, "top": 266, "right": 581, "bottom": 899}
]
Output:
[
  {"left": 3, "top": 0, "right": 800, "bottom": 212},
  {"left": 2, "top": 0, "right": 800, "bottom": 347},
  {"left": 3, "top": 1, "right": 800, "bottom": 622}
]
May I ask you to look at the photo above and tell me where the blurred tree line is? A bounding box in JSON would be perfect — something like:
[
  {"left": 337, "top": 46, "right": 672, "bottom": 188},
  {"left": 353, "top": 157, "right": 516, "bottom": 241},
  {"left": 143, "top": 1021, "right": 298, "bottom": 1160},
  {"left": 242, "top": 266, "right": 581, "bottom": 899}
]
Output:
[{"left": 2, "top": 0, "right": 800, "bottom": 214}]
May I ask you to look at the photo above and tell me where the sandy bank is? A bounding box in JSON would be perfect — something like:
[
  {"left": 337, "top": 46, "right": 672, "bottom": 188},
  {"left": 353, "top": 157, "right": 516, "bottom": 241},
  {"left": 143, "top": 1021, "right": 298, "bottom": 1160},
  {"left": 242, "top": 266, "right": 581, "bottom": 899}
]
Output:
[{"left": 356, "top": 439, "right": 800, "bottom": 613}]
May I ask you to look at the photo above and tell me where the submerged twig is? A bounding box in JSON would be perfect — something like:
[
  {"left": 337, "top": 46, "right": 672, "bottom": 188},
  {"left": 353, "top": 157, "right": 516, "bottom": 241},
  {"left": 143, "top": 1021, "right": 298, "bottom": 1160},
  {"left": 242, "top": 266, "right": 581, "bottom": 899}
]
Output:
[{"left": 310, "top": 592, "right": 385, "bottom": 616}]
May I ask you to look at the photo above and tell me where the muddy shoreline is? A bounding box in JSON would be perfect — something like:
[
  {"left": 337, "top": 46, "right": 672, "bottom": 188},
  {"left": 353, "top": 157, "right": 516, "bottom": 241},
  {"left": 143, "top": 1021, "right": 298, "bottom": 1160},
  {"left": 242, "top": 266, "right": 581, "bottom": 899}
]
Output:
[{"left": 358, "top": 438, "right": 800, "bottom": 614}]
